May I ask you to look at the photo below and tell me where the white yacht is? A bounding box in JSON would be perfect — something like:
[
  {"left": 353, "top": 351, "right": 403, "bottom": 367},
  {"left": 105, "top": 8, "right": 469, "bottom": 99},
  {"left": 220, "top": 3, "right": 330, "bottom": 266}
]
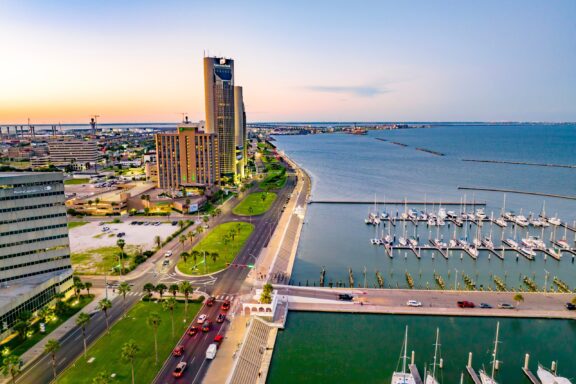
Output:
[
  {"left": 475, "top": 208, "right": 486, "bottom": 220},
  {"left": 432, "top": 239, "right": 447, "bottom": 248},
  {"left": 548, "top": 216, "right": 562, "bottom": 226},
  {"left": 521, "top": 247, "right": 536, "bottom": 258},
  {"left": 479, "top": 322, "right": 500, "bottom": 384},
  {"left": 537, "top": 364, "right": 572, "bottom": 384},
  {"left": 557, "top": 239, "right": 570, "bottom": 249},
  {"left": 399, "top": 237, "right": 408, "bottom": 247},
  {"left": 483, "top": 237, "right": 494, "bottom": 249},
  {"left": 391, "top": 326, "right": 416, "bottom": 384},
  {"left": 468, "top": 246, "right": 479, "bottom": 258},
  {"left": 506, "top": 239, "right": 519, "bottom": 248},
  {"left": 548, "top": 248, "right": 562, "bottom": 259},
  {"left": 424, "top": 328, "right": 441, "bottom": 384},
  {"left": 473, "top": 238, "right": 482, "bottom": 247},
  {"left": 437, "top": 208, "right": 447, "bottom": 220},
  {"left": 449, "top": 239, "right": 458, "bottom": 248},
  {"left": 495, "top": 217, "right": 507, "bottom": 227}
]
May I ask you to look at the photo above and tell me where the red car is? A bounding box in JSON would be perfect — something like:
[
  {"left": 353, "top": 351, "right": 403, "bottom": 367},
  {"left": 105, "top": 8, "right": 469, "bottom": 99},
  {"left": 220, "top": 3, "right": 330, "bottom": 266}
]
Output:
[
  {"left": 206, "top": 296, "right": 216, "bottom": 307},
  {"left": 172, "top": 345, "right": 184, "bottom": 356},
  {"left": 188, "top": 326, "right": 199, "bottom": 336},
  {"left": 214, "top": 334, "right": 224, "bottom": 345},
  {"left": 202, "top": 320, "right": 211, "bottom": 332},
  {"left": 172, "top": 362, "right": 187, "bottom": 378},
  {"left": 217, "top": 313, "right": 226, "bottom": 323},
  {"left": 457, "top": 300, "right": 475, "bottom": 308},
  {"left": 221, "top": 300, "right": 231, "bottom": 311}
]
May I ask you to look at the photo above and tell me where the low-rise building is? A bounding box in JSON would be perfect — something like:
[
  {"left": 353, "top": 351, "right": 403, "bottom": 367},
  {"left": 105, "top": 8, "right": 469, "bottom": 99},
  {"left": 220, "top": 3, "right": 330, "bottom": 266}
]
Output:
[{"left": 48, "top": 137, "right": 100, "bottom": 169}]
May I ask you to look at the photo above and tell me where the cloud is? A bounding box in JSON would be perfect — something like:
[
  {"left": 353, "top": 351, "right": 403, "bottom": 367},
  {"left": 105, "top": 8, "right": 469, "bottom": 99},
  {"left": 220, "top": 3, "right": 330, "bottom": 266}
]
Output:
[{"left": 305, "top": 85, "right": 390, "bottom": 97}]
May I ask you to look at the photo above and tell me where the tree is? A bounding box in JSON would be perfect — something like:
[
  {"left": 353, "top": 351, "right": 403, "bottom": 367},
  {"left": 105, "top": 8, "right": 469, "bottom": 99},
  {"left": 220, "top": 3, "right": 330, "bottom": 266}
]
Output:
[
  {"left": 44, "top": 339, "right": 61, "bottom": 380},
  {"left": 202, "top": 215, "right": 209, "bottom": 224},
  {"left": 116, "top": 239, "right": 126, "bottom": 274},
  {"left": 76, "top": 312, "right": 91, "bottom": 359},
  {"left": 214, "top": 208, "right": 222, "bottom": 216},
  {"left": 162, "top": 297, "right": 177, "bottom": 339},
  {"left": 196, "top": 226, "right": 204, "bottom": 235},
  {"left": 191, "top": 250, "right": 200, "bottom": 266},
  {"left": 187, "top": 231, "right": 195, "bottom": 244},
  {"left": 260, "top": 283, "right": 273, "bottom": 304},
  {"left": 169, "top": 284, "right": 179, "bottom": 299},
  {"left": 513, "top": 293, "right": 524, "bottom": 308},
  {"left": 118, "top": 282, "right": 131, "bottom": 302},
  {"left": 180, "top": 252, "right": 189, "bottom": 263},
  {"left": 74, "top": 280, "right": 85, "bottom": 301},
  {"left": 98, "top": 298, "right": 113, "bottom": 332},
  {"left": 179, "top": 281, "right": 193, "bottom": 322},
  {"left": 13, "top": 321, "right": 29, "bottom": 341},
  {"left": 210, "top": 252, "right": 219, "bottom": 264},
  {"left": 1, "top": 354, "right": 22, "bottom": 384},
  {"left": 178, "top": 220, "right": 185, "bottom": 231},
  {"left": 179, "top": 234, "right": 186, "bottom": 249},
  {"left": 155, "top": 283, "right": 167, "bottom": 300},
  {"left": 84, "top": 281, "right": 93, "bottom": 296},
  {"left": 261, "top": 192, "right": 267, "bottom": 202},
  {"left": 121, "top": 340, "right": 140, "bottom": 384},
  {"left": 248, "top": 206, "right": 254, "bottom": 215},
  {"left": 147, "top": 312, "right": 162, "bottom": 365},
  {"left": 143, "top": 283, "right": 155, "bottom": 297},
  {"left": 92, "top": 369, "right": 114, "bottom": 384},
  {"left": 154, "top": 235, "right": 162, "bottom": 249}
]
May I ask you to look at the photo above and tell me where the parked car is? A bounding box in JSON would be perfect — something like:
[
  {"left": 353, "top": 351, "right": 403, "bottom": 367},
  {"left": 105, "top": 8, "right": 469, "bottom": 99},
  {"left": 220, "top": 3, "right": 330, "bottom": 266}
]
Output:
[
  {"left": 202, "top": 320, "right": 211, "bottom": 332},
  {"left": 338, "top": 294, "right": 354, "bottom": 301},
  {"left": 197, "top": 314, "right": 207, "bottom": 324},
  {"left": 479, "top": 303, "right": 493, "bottom": 309},
  {"left": 566, "top": 303, "right": 576, "bottom": 311},
  {"left": 217, "top": 313, "right": 226, "bottom": 323},
  {"left": 172, "top": 345, "right": 184, "bottom": 357},
  {"left": 206, "top": 297, "right": 216, "bottom": 307},
  {"left": 406, "top": 300, "right": 422, "bottom": 307},
  {"left": 498, "top": 303, "right": 514, "bottom": 309},
  {"left": 457, "top": 300, "right": 475, "bottom": 308},
  {"left": 188, "top": 326, "right": 199, "bottom": 336},
  {"left": 172, "top": 362, "right": 187, "bottom": 378},
  {"left": 221, "top": 300, "right": 231, "bottom": 311}
]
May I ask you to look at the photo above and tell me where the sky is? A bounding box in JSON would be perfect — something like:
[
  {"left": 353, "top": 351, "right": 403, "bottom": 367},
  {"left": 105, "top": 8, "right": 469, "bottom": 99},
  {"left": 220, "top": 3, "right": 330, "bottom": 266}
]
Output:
[{"left": 0, "top": 0, "right": 575, "bottom": 123}]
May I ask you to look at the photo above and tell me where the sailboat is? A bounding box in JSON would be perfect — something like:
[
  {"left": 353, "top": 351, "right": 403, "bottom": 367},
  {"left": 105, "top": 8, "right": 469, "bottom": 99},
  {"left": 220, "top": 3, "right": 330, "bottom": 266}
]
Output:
[
  {"left": 537, "top": 364, "right": 572, "bottom": 384},
  {"left": 479, "top": 322, "right": 500, "bottom": 384},
  {"left": 424, "top": 328, "right": 441, "bottom": 384},
  {"left": 391, "top": 326, "right": 416, "bottom": 384}
]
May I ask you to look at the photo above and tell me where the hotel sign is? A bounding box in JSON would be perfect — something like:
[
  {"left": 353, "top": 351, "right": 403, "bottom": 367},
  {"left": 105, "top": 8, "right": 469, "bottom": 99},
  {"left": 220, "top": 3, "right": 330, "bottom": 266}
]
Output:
[{"left": 13, "top": 185, "right": 53, "bottom": 195}]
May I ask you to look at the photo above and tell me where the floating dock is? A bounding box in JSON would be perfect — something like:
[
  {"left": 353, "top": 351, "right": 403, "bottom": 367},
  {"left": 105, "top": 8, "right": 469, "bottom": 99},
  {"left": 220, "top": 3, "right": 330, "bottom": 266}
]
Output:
[
  {"left": 522, "top": 368, "right": 541, "bottom": 384},
  {"left": 312, "top": 200, "right": 487, "bottom": 205},
  {"left": 428, "top": 240, "right": 449, "bottom": 259},
  {"left": 466, "top": 366, "right": 482, "bottom": 384},
  {"left": 408, "top": 364, "right": 423, "bottom": 384}
]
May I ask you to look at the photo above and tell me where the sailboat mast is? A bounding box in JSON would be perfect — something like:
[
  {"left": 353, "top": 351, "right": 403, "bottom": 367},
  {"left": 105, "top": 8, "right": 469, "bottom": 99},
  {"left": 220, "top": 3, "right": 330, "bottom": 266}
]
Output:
[
  {"left": 491, "top": 322, "right": 500, "bottom": 379},
  {"left": 403, "top": 326, "right": 408, "bottom": 374},
  {"left": 432, "top": 328, "right": 439, "bottom": 379}
]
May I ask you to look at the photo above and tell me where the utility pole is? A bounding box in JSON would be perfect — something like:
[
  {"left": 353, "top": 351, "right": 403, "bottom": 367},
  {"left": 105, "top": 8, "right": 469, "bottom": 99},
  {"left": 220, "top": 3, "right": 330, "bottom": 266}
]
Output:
[{"left": 90, "top": 115, "right": 100, "bottom": 135}]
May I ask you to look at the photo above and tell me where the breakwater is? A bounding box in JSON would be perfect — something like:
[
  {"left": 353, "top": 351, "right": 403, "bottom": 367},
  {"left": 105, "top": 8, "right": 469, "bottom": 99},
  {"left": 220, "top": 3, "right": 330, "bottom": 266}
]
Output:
[
  {"left": 309, "top": 200, "right": 486, "bottom": 206},
  {"left": 463, "top": 159, "right": 576, "bottom": 169},
  {"left": 374, "top": 138, "right": 445, "bottom": 156},
  {"left": 457, "top": 186, "right": 576, "bottom": 200}
]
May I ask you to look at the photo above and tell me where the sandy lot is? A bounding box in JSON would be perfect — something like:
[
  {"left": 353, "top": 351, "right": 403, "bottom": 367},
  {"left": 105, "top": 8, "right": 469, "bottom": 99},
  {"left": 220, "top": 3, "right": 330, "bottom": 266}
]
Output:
[{"left": 69, "top": 220, "right": 179, "bottom": 253}]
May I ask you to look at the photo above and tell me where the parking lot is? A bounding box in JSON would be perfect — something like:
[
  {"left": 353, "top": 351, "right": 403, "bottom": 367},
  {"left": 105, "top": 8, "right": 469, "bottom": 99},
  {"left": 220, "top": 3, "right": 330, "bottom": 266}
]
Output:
[{"left": 69, "top": 220, "right": 180, "bottom": 253}]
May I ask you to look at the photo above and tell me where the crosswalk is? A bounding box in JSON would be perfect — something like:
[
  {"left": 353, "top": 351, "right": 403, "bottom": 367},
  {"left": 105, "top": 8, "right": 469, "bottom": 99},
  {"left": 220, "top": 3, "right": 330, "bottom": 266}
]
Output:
[
  {"left": 124, "top": 291, "right": 146, "bottom": 297},
  {"left": 215, "top": 295, "right": 233, "bottom": 301}
]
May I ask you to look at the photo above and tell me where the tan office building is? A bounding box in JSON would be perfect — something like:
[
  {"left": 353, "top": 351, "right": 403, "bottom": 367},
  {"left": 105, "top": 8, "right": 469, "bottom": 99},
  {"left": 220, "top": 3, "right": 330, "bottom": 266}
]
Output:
[
  {"left": 48, "top": 138, "right": 100, "bottom": 169},
  {"left": 155, "top": 123, "right": 220, "bottom": 190}
]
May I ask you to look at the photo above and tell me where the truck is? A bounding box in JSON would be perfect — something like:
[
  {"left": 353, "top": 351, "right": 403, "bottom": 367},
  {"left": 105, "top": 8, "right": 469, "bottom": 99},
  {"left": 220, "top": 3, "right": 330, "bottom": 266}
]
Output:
[{"left": 206, "top": 343, "right": 218, "bottom": 360}]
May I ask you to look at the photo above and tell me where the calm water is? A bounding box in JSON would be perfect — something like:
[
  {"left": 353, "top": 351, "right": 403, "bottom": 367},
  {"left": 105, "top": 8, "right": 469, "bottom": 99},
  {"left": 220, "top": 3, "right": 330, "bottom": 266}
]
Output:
[
  {"left": 268, "top": 312, "right": 576, "bottom": 383},
  {"left": 274, "top": 124, "right": 576, "bottom": 289}
]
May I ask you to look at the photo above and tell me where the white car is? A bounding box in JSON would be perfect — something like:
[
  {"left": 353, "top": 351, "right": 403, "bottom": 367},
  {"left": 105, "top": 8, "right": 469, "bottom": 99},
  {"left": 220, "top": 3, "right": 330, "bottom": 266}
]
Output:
[
  {"left": 197, "top": 314, "right": 207, "bottom": 324},
  {"left": 164, "top": 251, "right": 173, "bottom": 258},
  {"left": 406, "top": 300, "right": 422, "bottom": 307}
]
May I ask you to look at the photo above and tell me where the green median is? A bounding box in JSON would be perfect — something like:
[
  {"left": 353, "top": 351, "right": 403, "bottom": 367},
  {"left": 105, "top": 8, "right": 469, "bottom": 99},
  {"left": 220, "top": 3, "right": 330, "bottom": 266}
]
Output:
[
  {"left": 233, "top": 192, "right": 277, "bottom": 216},
  {"left": 177, "top": 222, "right": 254, "bottom": 275},
  {"left": 58, "top": 300, "right": 201, "bottom": 384}
]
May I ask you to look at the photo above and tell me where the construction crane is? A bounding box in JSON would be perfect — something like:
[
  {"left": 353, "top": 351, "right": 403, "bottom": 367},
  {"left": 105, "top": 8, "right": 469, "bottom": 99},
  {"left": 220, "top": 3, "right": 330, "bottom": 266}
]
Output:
[
  {"left": 90, "top": 115, "right": 100, "bottom": 134},
  {"left": 179, "top": 112, "right": 189, "bottom": 123}
]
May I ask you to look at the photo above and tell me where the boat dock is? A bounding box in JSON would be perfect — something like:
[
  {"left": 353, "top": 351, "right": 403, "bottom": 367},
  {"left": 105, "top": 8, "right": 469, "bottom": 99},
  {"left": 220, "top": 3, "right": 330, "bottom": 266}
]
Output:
[
  {"left": 540, "top": 248, "right": 561, "bottom": 261},
  {"left": 428, "top": 240, "right": 449, "bottom": 259},
  {"left": 483, "top": 247, "right": 505, "bottom": 260},
  {"left": 312, "top": 200, "right": 486, "bottom": 205},
  {"left": 466, "top": 352, "right": 482, "bottom": 384},
  {"left": 522, "top": 368, "right": 541, "bottom": 384},
  {"left": 408, "top": 364, "right": 423, "bottom": 384}
]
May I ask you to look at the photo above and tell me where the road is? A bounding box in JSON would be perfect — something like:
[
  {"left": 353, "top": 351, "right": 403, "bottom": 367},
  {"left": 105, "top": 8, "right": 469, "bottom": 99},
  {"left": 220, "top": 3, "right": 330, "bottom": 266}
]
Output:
[
  {"left": 153, "top": 165, "right": 296, "bottom": 384},
  {"left": 14, "top": 158, "right": 297, "bottom": 384}
]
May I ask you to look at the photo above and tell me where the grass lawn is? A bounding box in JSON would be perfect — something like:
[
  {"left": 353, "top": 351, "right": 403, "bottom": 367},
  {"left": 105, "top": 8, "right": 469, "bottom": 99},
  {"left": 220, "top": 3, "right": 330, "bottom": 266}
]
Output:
[
  {"left": 64, "top": 178, "right": 90, "bottom": 185},
  {"left": 260, "top": 169, "right": 287, "bottom": 190},
  {"left": 1, "top": 295, "right": 94, "bottom": 357},
  {"left": 178, "top": 222, "right": 254, "bottom": 275},
  {"left": 58, "top": 301, "right": 201, "bottom": 384},
  {"left": 71, "top": 245, "right": 138, "bottom": 275},
  {"left": 233, "top": 192, "right": 277, "bottom": 216},
  {"left": 68, "top": 221, "right": 88, "bottom": 229}
]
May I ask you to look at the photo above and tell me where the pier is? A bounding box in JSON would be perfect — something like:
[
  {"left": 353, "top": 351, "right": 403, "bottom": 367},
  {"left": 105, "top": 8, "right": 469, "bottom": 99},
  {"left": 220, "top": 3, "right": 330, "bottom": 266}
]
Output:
[
  {"left": 462, "top": 158, "right": 576, "bottom": 169},
  {"left": 428, "top": 240, "right": 449, "bottom": 259},
  {"left": 409, "top": 364, "right": 423, "bottom": 384},
  {"left": 311, "top": 200, "right": 486, "bottom": 205},
  {"left": 466, "top": 353, "right": 482, "bottom": 384},
  {"left": 522, "top": 354, "right": 542, "bottom": 384}
]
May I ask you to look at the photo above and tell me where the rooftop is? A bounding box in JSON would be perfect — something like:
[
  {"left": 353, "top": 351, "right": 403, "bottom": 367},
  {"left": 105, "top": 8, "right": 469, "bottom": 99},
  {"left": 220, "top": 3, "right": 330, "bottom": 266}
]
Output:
[{"left": 0, "top": 270, "right": 71, "bottom": 309}]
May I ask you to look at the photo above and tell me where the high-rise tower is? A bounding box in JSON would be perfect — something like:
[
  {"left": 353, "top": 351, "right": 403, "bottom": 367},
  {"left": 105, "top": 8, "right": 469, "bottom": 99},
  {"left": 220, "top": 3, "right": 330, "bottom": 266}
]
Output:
[
  {"left": 234, "top": 86, "right": 246, "bottom": 178},
  {"left": 204, "top": 57, "right": 235, "bottom": 177}
]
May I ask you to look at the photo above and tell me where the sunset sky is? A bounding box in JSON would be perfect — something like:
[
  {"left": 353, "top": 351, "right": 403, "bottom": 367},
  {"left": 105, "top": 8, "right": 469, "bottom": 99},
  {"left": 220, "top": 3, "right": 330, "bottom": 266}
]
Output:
[{"left": 1, "top": 0, "right": 575, "bottom": 124}]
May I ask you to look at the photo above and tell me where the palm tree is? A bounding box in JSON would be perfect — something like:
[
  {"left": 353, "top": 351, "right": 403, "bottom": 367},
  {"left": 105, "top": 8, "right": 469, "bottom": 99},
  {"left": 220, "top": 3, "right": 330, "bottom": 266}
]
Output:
[
  {"left": 143, "top": 283, "right": 155, "bottom": 297},
  {"left": 248, "top": 206, "right": 254, "bottom": 215},
  {"left": 1, "top": 354, "right": 22, "bottom": 384},
  {"left": 74, "top": 280, "right": 85, "bottom": 301},
  {"left": 187, "top": 231, "right": 195, "bottom": 244},
  {"left": 210, "top": 252, "right": 219, "bottom": 264},
  {"left": 169, "top": 284, "right": 179, "bottom": 299},
  {"left": 116, "top": 239, "right": 126, "bottom": 274},
  {"left": 155, "top": 283, "right": 167, "bottom": 300},
  {"left": 154, "top": 235, "right": 162, "bottom": 250},
  {"left": 214, "top": 208, "right": 222, "bottom": 216},
  {"left": 178, "top": 220, "right": 185, "bottom": 231},
  {"left": 196, "top": 226, "right": 204, "bottom": 235},
  {"left": 84, "top": 281, "right": 93, "bottom": 296},
  {"left": 98, "top": 298, "right": 112, "bottom": 332},
  {"left": 76, "top": 312, "right": 91, "bottom": 358},
  {"left": 162, "top": 297, "right": 177, "bottom": 339},
  {"left": 180, "top": 252, "right": 189, "bottom": 264},
  {"left": 513, "top": 293, "right": 524, "bottom": 308},
  {"left": 92, "top": 369, "right": 113, "bottom": 384},
  {"left": 261, "top": 192, "right": 267, "bottom": 202},
  {"left": 121, "top": 340, "right": 140, "bottom": 384},
  {"left": 118, "top": 282, "right": 131, "bottom": 302},
  {"left": 179, "top": 281, "right": 193, "bottom": 322},
  {"left": 179, "top": 234, "right": 186, "bottom": 249},
  {"left": 191, "top": 250, "right": 200, "bottom": 266},
  {"left": 147, "top": 312, "right": 162, "bottom": 365},
  {"left": 44, "top": 339, "right": 61, "bottom": 380}
]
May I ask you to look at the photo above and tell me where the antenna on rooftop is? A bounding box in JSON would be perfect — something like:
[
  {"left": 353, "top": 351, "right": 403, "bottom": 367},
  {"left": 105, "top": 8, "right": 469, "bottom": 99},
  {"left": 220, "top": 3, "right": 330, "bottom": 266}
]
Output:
[{"left": 179, "top": 113, "right": 188, "bottom": 123}]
